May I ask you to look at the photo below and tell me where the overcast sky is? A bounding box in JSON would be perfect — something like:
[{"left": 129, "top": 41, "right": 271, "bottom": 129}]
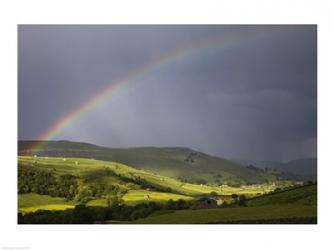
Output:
[{"left": 18, "top": 25, "right": 317, "bottom": 162}]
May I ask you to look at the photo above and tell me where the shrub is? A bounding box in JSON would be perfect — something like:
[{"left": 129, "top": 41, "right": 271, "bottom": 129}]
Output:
[{"left": 210, "top": 191, "right": 218, "bottom": 197}]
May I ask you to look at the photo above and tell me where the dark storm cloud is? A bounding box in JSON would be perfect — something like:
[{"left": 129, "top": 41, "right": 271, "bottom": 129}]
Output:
[{"left": 18, "top": 25, "right": 317, "bottom": 161}]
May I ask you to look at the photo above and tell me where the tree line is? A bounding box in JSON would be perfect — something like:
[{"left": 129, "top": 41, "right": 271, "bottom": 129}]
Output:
[
  {"left": 18, "top": 167, "right": 78, "bottom": 200},
  {"left": 18, "top": 166, "right": 125, "bottom": 202}
]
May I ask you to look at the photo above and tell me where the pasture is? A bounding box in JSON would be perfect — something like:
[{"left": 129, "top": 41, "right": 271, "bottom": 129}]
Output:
[
  {"left": 18, "top": 193, "right": 74, "bottom": 213},
  {"left": 86, "top": 190, "right": 192, "bottom": 206},
  {"left": 129, "top": 205, "right": 317, "bottom": 224},
  {"left": 247, "top": 184, "right": 317, "bottom": 206}
]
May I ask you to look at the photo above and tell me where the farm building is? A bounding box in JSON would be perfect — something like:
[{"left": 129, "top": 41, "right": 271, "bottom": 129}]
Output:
[{"left": 196, "top": 197, "right": 218, "bottom": 209}]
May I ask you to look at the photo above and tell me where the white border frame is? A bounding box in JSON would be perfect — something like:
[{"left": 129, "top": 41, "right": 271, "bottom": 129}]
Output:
[{"left": 1, "top": 1, "right": 332, "bottom": 250}]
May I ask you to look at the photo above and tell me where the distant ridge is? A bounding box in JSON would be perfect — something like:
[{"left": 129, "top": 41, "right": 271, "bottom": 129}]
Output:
[{"left": 233, "top": 158, "right": 317, "bottom": 181}]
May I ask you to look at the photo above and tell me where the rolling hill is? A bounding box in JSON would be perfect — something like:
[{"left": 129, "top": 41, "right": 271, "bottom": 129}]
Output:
[
  {"left": 18, "top": 156, "right": 275, "bottom": 198},
  {"left": 18, "top": 155, "right": 315, "bottom": 224},
  {"left": 18, "top": 156, "right": 278, "bottom": 214},
  {"left": 18, "top": 140, "right": 283, "bottom": 185}
]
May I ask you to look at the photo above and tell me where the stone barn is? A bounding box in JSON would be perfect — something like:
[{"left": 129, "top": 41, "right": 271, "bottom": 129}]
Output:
[{"left": 196, "top": 197, "right": 218, "bottom": 209}]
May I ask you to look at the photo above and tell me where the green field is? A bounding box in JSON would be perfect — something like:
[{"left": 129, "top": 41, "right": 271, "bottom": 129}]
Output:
[
  {"left": 86, "top": 190, "right": 192, "bottom": 207},
  {"left": 128, "top": 205, "right": 316, "bottom": 224},
  {"left": 18, "top": 193, "right": 74, "bottom": 213},
  {"left": 122, "top": 190, "right": 192, "bottom": 204},
  {"left": 247, "top": 184, "right": 317, "bottom": 206}
]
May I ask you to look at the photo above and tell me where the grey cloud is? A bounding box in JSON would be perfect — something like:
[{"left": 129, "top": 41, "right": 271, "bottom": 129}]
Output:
[{"left": 18, "top": 25, "right": 317, "bottom": 161}]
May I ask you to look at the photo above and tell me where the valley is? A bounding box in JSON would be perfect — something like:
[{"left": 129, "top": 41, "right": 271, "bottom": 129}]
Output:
[{"left": 17, "top": 141, "right": 317, "bottom": 224}]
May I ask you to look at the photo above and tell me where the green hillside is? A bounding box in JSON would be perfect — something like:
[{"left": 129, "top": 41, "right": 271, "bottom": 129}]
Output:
[
  {"left": 18, "top": 140, "right": 282, "bottom": 185},
  {"left": 18, "top": 156, "right": 275, "bottom": 198},
  {"left": 18, "top": 156, "right": 195, "bottom": 213},
  {"left": 128, "top": 205, "right": 316, "bottom": 224},
  {"left": 246, "top": 184, "right": 317, "bottom": 206},
  {"left": 88, "top": 190, "right": 192, "bottom": 206},
  {"left": 18, "top": 193, "right": 75, "bottom": 213}
]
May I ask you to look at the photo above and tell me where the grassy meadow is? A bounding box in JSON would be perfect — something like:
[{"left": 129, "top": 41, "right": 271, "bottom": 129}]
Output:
[
  {"left": 247, "top": 184, "right": 317, "bottom": 206},
  {"left": 18, "top": 193, "right": 75, "bottom": 213}
]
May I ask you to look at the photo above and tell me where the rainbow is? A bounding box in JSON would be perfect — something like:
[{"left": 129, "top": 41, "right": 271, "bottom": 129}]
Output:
[{"left": 27, "top": 31, "right": 269, "bottom": 154}]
